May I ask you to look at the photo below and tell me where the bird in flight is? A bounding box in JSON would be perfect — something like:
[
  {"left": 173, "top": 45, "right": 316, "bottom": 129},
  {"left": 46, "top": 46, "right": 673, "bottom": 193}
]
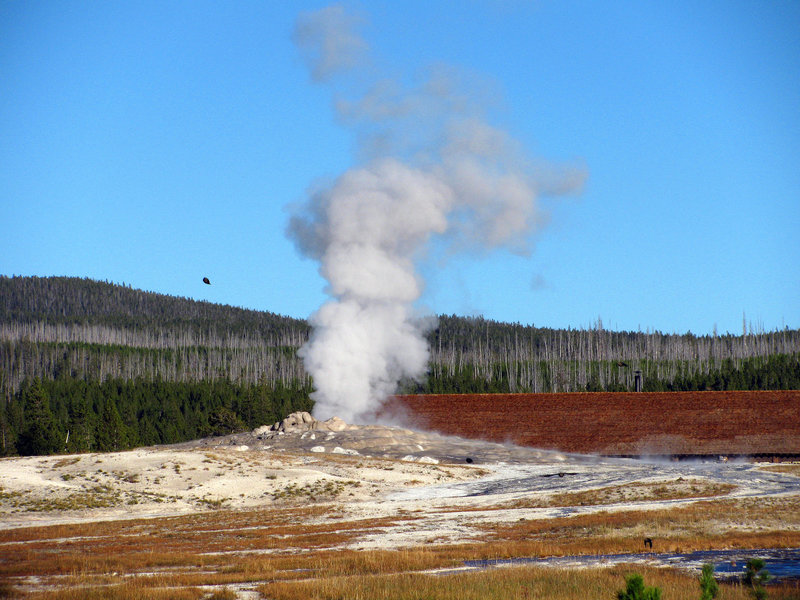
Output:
[{"left": 202, "top": 277, "right": 211, "bottom": 285}]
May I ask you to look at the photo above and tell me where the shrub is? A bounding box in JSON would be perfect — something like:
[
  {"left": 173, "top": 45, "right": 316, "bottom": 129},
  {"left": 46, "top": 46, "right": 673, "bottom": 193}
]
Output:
[
  {"left": 617, "top": 573, "right": 662, "bottom": 600},
  {"left": 699, "top": 563, "right": 719, "bottom": 600},
  {"left": 743, "top": 558, "right": 771, "bottom": 600}
]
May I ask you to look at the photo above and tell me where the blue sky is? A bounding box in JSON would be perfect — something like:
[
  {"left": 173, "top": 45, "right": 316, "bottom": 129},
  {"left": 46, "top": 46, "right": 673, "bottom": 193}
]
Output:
[{"left": 2, "top": 0, "right": 798, "bottom": 335}]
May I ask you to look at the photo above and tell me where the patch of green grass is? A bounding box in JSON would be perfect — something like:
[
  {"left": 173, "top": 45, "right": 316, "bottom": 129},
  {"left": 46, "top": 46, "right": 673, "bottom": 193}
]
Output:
[
  {"left": 0, "top": 486, "right": 24, "bottom": 504},
  {"left": 196, "top": 496, "right": 228, "bottom": 510},
  {"left": 271, "top": 480, "right": 361, "bottom": 502},
  {"left": 21, "top": 485, "right": 122, "bottom": 512}
]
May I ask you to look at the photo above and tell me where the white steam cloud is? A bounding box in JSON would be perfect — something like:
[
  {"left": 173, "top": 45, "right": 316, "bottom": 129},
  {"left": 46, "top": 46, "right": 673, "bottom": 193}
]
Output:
[{"left": 289, "top": 4, "right": 586, "bottom": 423}]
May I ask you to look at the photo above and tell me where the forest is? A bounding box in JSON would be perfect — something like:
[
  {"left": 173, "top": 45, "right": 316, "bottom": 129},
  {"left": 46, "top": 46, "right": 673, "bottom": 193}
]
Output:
[{"left": 1, "top": 275, "right": 798, "bottom": 456}]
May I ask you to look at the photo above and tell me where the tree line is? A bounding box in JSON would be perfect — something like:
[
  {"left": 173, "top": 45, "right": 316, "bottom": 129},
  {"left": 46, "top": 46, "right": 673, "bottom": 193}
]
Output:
[
  {"left": 1, "top": 339, "right": 308, "bottom": 394},
  {"left": 424, "top": 315, "right": 800, "bottom": 393},
  {"left": 0, "top": 275, "right": 309, "bottom": 344},
  {"left": 402, "top": 353, "right": 800, "bottom": 394},
  {"left": 1, "top": 275, "right": 798, "bottom": 456},
  {"left": 1, "top": 376, "right": 311, "bottom": 456}
]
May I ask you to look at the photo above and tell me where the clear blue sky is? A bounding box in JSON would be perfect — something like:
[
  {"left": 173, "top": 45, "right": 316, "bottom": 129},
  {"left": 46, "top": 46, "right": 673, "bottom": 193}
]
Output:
[{"left": 2, "top": 1, "right": 798, "bottom": 335}]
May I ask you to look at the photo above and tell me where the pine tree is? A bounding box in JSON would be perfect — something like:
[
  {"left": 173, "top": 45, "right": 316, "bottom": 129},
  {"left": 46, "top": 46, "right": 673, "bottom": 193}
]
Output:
[
  {"left": 0, "top": 397, "right": 9, "bottom": 455},
  {"left": 743, "top": 558, "right": 770, "bottom": 600},
  {"left": 18, "top": 379, "right": 62, "bottom": 455},
  {"left": 617, "top": 573, "right": 662, "bottom": 600},
  {"left": 95, "top": 396, "right": 127, "bottom": 452},
  {"left": 699, "top": 563, "right": 719, "bottom": 600},
  {"left": 66, "top": 389, "right": 94, "bottom": 453}
]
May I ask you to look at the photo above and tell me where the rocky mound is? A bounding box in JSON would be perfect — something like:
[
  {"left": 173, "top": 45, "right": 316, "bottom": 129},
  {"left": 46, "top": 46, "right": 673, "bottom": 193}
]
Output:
[
  {"left": 188, "top": 411, "right": 571, "bottom": 465},
  {"left": 256, "top": 411, "right": 353, "bottom": 434}
]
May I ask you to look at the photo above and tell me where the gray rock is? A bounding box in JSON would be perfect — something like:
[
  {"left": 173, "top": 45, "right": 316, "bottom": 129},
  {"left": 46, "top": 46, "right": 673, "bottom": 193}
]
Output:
[{"left": 268, "top": 411, "right": 354, "bottom": 434}]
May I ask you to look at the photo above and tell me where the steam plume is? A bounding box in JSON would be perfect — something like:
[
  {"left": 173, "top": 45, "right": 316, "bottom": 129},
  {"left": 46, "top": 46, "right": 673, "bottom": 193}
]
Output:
[{"left": 289, "top": 4, "right": 586, "bottom": 423}]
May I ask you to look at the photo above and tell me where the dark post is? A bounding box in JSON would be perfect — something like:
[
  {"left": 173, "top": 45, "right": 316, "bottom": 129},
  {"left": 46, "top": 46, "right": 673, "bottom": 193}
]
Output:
[{"left": 634, "top": 370, "right": 642, "bottom": 392}]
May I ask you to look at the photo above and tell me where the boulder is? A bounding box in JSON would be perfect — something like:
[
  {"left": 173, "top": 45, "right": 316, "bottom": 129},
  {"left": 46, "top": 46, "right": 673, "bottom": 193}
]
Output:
[
  {"left": 322, "top": 416, "right": 349, "bottom": 431},
  {"left": 270, "top": 411, "right": 312, "bottom": 432},
  {"left": 268, "top": 411, "right": 354, "bottom": 433}
]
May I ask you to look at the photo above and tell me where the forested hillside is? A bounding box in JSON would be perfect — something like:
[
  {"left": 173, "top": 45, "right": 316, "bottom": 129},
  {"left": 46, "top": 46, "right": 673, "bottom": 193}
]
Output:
[
  {"left": 1, "top": 275, "right": 798, "bottom": 456},
  {"left": 1, "top": 275, "right": 309, "bottom": 339},
  {"left": 1, "top": 275, "right": 310, "bottom": 394},
  {"left": 421, "top": 315, "right": 800, "bottom": 394}
]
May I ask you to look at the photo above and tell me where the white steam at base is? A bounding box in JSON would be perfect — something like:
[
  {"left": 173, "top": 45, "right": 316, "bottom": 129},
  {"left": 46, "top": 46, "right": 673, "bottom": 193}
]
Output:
[{"left": 288, "top": 5, "right": 586, "bottom": 423}]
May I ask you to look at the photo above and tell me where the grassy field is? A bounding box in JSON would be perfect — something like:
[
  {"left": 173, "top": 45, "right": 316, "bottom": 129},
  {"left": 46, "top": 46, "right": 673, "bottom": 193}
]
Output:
[
  {"left": 2, "top": 493, "right": 799, "bottom": 599},
  {"left": 6, "top": 563, "right": 800, "bottom": 600},
  {"left": 258, "top": 565, "right": 800, "bottom": 600},
  {"left": 2, "top": 441, "right": 798, "bottom": 599}
]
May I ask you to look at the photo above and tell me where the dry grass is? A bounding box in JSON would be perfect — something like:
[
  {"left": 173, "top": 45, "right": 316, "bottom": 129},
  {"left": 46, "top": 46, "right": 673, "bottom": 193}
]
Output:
[
  {"left": 477, "top": 495, "right": 800, "bottom": 557},
  {"left": 20, "top": 582, "right": 206, "bottom": 599},
  {"left": 3, "top": 454, "right": 799, "bottom": 599},
  {"left": 257, "top": 564, "right": 800, "bottom": 600},
  {"left": 0, "top": 482, "right": 181, "bottom": 514},
  {"left": 0, "top": 505, "right": 419, "bottom": 586},
  {"left": 270, "top": 478, "right": 362, "bottom": 502},
  {"left": 488, "top": 478, "right": 737, "bottom": 510},
  {"left": 51, "top": 457, "right": 81, "bottom": 469},
  {"left": 206, "top": 589, "right": 238, "bottom": 600},
  {"left": 760, "top": 463, "right": 800, "bottom": 477},
  {"left": 4, "top": 496, "right": 800, "bottom": 599}
]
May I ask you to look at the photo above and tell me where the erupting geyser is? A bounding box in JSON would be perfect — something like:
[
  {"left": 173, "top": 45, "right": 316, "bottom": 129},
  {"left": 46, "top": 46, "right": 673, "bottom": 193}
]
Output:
[{"left": 288, "top": 4, "right": 586, "bottom": 423}]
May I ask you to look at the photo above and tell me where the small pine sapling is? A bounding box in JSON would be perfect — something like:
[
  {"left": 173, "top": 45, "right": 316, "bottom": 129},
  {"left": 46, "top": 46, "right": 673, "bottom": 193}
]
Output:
[
  {"left": 743, "top": 558, "right": 771, "bottom": 600},
  {"left": 699, "top": 563, "right": 719, "bottom": 600},
  {"left": 617, "top": 573, "right": 662, "bottom": 600}
]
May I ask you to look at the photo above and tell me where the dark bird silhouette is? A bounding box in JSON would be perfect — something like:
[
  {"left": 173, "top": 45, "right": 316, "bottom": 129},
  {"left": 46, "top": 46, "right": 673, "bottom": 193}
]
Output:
[
  {"left": 202, "top": 277, "right": 211, "bottom": 285},
  {"left": 617, "top": 361, "right": 629, "bottom": 367}
]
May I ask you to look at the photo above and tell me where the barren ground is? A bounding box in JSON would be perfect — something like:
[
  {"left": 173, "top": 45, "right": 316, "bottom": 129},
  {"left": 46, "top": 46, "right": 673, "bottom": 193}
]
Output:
[{"left": 1, "top": 419, "right": 799, "bottom": 598}]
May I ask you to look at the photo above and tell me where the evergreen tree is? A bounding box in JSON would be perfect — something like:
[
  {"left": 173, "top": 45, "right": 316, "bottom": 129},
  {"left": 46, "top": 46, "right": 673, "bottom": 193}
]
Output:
[
  {"left": 18, "top": 379, "right": 62, "bottom": 455},
  {"left": 208, "top": 406, "right": 245, "bottom": 436},
  {"left": 95, "top": 396, "right": 127, "bottom": 452},
  {"left": 0, "top": 397, "right": 17, "bottom": 456},
  {"left": 699, "top": 563, "right": 719, "bottom": 600},
  {"left": 743, "top": 558, "right": 771, "bottom": 600},
  {"left": 617, "top": 573, "right": 662, "bottom": 600},
  {"left": 66, "top": 389, "right": 94, "bottom": 453}
]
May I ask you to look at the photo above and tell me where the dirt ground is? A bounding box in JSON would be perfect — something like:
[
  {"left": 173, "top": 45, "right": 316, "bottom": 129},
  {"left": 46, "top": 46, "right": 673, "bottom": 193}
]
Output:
[
  {"left": 1, "top": 415, "right": 799, "bottom": 599},
  {"left": 1, "top": 417, "right": 798, "bottom": 542}
]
